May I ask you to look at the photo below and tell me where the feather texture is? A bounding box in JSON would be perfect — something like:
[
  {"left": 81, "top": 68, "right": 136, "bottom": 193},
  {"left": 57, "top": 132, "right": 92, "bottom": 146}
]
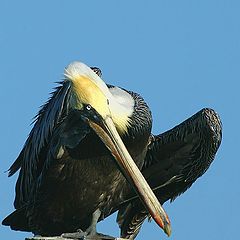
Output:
[{"left": 117, "top": 108, "right": 222, "bottom": 239}]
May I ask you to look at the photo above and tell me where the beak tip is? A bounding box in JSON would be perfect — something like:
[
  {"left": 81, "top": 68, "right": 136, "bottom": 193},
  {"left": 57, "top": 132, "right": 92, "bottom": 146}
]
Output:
[
  {"left": 164, "top": 223, "right": 172, "bottom": 237},
  {"left": 154, "top": 215, "right": 172, "bottom": 237}
]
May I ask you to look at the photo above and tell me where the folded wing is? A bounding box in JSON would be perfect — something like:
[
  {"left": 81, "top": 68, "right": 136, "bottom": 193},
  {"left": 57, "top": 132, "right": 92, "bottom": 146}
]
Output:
[{"left": 117, "top": 108, "right": 222, "bottom": 239}]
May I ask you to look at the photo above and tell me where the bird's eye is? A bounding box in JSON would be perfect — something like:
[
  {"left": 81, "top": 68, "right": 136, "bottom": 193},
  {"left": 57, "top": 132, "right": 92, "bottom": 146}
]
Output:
[
  {"left": 86, "top": 105, "right": 92, "bottom": 111},
  {"left": 86, "top": 105, "right": 91, "bottom": 111}
]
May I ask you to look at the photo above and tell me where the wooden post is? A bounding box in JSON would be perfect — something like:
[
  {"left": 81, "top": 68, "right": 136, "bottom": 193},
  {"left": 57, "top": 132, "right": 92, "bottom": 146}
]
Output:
[{"left": 26, "top": 237, "right": 128, "bottom": 240}]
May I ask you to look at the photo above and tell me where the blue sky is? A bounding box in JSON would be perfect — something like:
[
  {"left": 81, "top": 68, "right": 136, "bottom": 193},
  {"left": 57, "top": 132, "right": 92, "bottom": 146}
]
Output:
[{"left": 0, "top": 1, "right": 239, "bottom": 239}]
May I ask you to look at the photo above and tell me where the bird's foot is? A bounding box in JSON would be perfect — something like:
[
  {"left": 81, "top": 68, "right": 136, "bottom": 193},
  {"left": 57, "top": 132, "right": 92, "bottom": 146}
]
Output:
[
  {"left": 62, "top": 230, "right": 115, "bottom": 240},
  {"left": 61, "top": 229, "right": 85, "bottom": 239}
]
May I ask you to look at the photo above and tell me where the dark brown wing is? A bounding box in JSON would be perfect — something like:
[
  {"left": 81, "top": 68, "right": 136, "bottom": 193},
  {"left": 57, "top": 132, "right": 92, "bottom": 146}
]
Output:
[
  {"left": 2, "top": 67, "right": 104, "bottom": 231},
  {"left": 9, "top": 81, "right": 72, "bottom": 209},
  {"left": 8, "top": 67, "right": 102, "bottom": 209},
  {"left": 117, "top": 108, "right": 222, "bottom": 239}
]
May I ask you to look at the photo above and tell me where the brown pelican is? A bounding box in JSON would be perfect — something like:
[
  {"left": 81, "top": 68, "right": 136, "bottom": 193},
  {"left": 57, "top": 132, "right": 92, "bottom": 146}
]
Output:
[{"left": 2, "top": 62, "right": 222, "bottom": 240}]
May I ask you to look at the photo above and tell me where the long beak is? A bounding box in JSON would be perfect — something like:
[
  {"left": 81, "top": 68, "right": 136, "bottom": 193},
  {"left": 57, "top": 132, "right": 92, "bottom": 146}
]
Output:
[{"left": 88, "top": 116, "right": 171, "bottom": 236}]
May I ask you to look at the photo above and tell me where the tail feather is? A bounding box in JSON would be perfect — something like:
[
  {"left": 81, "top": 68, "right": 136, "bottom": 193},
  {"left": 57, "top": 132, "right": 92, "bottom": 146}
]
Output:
[{"left": 2, "top": 208, "right": 30, "bottom": 232}]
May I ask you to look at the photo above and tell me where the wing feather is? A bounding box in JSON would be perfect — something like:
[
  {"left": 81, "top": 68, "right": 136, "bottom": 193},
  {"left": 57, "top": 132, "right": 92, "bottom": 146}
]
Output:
[
  {"left": 118, "top": 108, "right": 222, "bottom": 239},
  {"left": 8, "top": 81, "right": 71, "bottom": 208},
  {"left": 8, "top": 66, "right": 103, "bottom": 209}
]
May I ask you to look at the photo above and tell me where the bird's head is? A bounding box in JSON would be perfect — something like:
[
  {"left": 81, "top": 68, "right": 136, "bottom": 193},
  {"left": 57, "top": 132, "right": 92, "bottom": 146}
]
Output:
[
  {"left": 64, "top": 61, "right": 171, "bottom": 237},
  {"left": 64, "top": 61, "right": 133, "bottom": 134}
]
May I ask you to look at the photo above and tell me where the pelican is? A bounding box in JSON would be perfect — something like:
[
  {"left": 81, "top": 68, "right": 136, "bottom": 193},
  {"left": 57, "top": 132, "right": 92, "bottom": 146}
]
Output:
[{"left": 2, "top": 62, "right": 222, "bottom": 240}]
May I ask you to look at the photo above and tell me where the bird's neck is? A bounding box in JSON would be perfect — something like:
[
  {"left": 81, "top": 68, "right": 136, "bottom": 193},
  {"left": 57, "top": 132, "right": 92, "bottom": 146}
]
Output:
[
  {"left": 108, "top": 87, "right": 135, "bottom": 135},
  {"left": 113, "top": 88, "right": 152, "bottom": 157}
]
